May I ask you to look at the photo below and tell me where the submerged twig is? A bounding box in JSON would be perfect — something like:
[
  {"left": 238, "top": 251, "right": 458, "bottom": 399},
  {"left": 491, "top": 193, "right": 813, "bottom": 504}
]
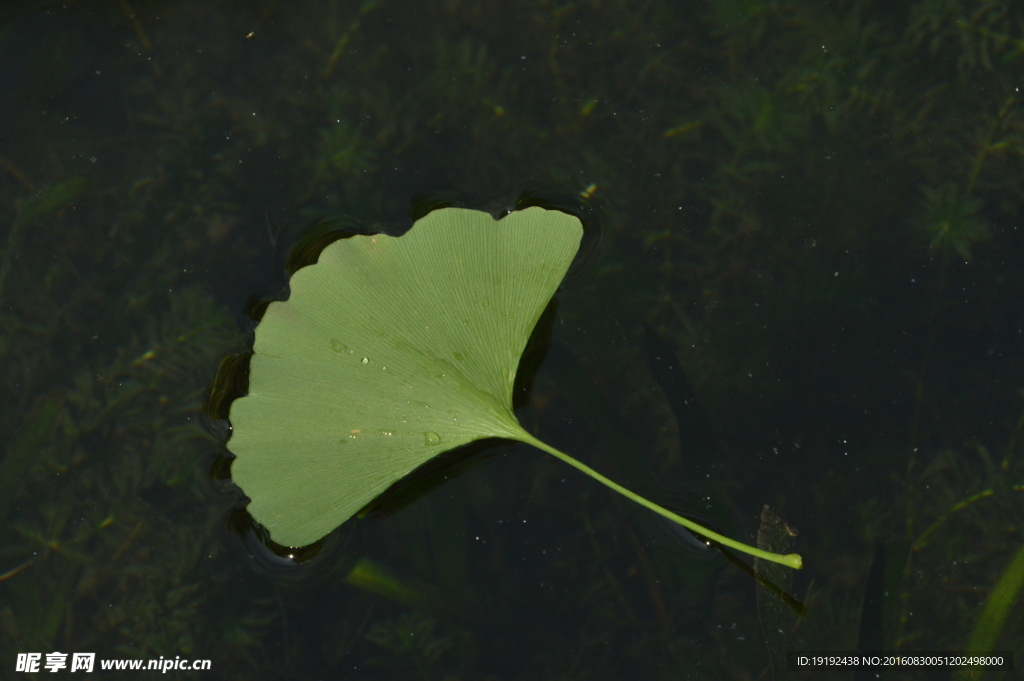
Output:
[
  {"left": 0, "top": 554, "right": 41, "bottom": 582},
  {"left": 0, "top": 157, "right": 35, "bottom": 191},
  {"left": 0, "top": 218, "right": 25, "bottom": 307}
]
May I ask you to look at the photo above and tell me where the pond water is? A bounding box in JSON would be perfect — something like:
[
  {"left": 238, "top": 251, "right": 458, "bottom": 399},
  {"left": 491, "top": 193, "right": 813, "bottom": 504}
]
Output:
[{"left": 2, "top": 1, "right": 1023, "bottom": 679}]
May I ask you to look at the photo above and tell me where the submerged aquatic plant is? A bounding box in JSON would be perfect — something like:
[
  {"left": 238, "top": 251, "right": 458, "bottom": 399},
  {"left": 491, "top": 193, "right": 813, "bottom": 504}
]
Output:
[
  {"left": 313, "top": 118, "right": 377, "bottom": 183},
  {"left": 228, "top": 206, "right": 802, "bottom": 569},
  {"left": 917, "top": 183, "right": 990, "bottom": 261}
]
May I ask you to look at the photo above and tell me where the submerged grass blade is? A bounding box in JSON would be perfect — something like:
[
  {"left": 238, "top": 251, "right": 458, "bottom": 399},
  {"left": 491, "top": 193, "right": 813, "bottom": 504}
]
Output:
[{"left": 956, "top": 543, "right": 1024, "bottom": 680}]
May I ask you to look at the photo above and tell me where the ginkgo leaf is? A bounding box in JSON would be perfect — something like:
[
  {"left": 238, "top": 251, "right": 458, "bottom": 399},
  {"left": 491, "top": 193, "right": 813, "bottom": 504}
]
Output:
[{"left": 228, "top": 206, "right": 801, "bottom": 569}]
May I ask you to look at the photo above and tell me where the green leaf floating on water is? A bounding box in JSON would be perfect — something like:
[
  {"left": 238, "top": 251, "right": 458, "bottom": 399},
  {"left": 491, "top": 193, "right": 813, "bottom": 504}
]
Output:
[{"left": 228, "top": 206, "right": 802, "bottom": 569}]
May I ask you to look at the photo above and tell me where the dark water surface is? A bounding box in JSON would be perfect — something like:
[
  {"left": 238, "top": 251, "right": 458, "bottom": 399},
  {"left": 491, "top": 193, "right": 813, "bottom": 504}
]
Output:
[{"left": 2, "top": 1, "right": 1023, "bottom": 679}]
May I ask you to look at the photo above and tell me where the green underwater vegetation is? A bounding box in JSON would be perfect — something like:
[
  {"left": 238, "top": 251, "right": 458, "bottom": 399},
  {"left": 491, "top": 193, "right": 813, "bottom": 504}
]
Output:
[
  {"left": 0, "top": 0, "right": 1023, "bottom": 678},
  {"left": 917, "top": 183, "right": 990, "bottom": 261}
]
